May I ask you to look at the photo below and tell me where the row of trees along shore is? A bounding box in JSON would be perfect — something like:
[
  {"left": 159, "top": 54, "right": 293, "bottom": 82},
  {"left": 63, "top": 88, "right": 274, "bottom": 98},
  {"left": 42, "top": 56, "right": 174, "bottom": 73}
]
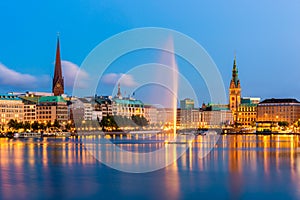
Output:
[
  {"left": 99, "top": 115, "right": 149, "bottom": 131},
  {"left": 6, "top": 119, "right": 63, "bottom": 132}
]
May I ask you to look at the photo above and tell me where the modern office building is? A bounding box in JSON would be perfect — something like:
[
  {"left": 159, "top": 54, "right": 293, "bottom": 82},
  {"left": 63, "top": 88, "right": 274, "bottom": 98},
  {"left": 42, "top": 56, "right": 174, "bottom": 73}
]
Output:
[{"left": 180, "top": 98, "right": 195, "bottom": 110}]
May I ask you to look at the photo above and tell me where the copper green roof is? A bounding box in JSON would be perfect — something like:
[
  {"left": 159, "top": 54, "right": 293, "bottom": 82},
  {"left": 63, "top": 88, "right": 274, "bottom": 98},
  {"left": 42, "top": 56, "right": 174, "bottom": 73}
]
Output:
[
  {"left": 113, "top": 98, "right": 144, "bottom": 106},
  {"left": 20, "top": 96, "right": 40, "bottom": 104},
  {"left": 39, "top": 96, "right": 67, "bottom": 103}
]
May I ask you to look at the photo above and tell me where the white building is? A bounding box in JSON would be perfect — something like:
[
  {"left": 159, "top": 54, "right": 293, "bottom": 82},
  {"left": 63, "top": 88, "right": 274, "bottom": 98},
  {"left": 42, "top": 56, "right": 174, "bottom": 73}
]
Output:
[
  {"left": 144, "top": 105, "right": 159, "bottom": 125},
  {"left": 112, "top": 98, "right": 144, "bottom": 118},
  {"left": 79, "top": 98, "right": 93, "bottom": 120}
]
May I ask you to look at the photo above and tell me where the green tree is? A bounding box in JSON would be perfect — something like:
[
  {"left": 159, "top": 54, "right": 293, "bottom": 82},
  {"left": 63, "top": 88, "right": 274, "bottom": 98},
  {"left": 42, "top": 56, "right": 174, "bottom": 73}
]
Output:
[
  {"left": 131, "top": 115, "right": 149, "bottom": 127},
  {"left": 8, "top": 119, "right": 18, "bottom": 131},
  {"left": 31, "top": 121, "right": 39, "bottom": 131},
  {"left": 278, "top": 121, "right": 289, "bottom": 127},
  {"left": 23, "top": 121, "right": 31, "bottom": 131},
  {"left": 53, "top": 119, "right": 60, "bottom": 128},
  {"left": 100, "top": 115, "right": 119, "bottom": 131}
]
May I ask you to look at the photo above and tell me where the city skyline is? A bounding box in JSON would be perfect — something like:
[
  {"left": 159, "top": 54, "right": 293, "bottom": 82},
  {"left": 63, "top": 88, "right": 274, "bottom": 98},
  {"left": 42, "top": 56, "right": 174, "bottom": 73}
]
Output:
[{"left": 0, "top": 1, "right": 300, "bottom": 102}]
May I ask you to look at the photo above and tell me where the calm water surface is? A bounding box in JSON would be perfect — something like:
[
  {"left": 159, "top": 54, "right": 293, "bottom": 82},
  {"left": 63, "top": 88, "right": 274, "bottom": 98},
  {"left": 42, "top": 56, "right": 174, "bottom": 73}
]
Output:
[{"left": 1, "top": 134, "right": 300, "bottom": 200}]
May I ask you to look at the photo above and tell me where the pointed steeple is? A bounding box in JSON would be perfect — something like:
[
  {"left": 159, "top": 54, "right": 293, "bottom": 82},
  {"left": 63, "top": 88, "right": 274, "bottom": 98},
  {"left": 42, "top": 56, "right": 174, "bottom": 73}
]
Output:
[
  {"left": 231, "top": 56, "right": 239, "bottom": 87},
  {"left": 52, "top": 34, "right": 64, "bottom": 96},
  {"left": 117, "top": 82, "right": 122, "bottom": 98}
]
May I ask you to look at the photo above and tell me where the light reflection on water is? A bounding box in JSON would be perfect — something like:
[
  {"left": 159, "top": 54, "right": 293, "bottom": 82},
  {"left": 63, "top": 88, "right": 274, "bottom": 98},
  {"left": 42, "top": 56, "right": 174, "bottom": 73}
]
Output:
[{"left": 0, "top": 135, "right": 300, "bottom": 199}]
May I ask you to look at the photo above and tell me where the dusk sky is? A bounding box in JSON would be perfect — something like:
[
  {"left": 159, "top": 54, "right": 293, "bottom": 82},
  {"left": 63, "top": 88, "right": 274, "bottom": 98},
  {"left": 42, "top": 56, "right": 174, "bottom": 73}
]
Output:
[{"left": 0, "top": 1, "right": 300, "bottom": 105}]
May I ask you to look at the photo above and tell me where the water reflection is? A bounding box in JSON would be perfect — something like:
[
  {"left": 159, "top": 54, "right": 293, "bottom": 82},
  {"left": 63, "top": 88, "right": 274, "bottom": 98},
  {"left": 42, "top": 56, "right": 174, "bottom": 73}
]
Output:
[{"left": 0, "top": 135, "right": 300, "bottom": 199}]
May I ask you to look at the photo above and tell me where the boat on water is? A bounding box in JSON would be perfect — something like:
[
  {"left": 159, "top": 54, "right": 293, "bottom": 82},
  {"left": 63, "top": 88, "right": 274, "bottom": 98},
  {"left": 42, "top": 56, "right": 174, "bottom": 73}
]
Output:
[
  {"left": 54, "top": 132, "right": 71, "bottom": 137},
  {"left": 43, "top": 132, "right": 71, "bottom": 137},
  {"left": 14, "top": 132, "right": 41, "bottom": 138},
  {"left": 201, "top": 130, "right": 218, "bottom": 136},
  {"left": 128, "top": 130, "right": 161, "bottom": 134},
  {"left": 178, "top": 130, "right": 198, "bottom": 136}
]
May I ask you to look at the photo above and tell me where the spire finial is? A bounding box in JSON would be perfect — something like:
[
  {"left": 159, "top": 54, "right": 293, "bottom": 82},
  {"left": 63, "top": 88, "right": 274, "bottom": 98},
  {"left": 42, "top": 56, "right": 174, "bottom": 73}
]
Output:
[{"left": 117, "top": 82, "right": 122, "bottom": 98}]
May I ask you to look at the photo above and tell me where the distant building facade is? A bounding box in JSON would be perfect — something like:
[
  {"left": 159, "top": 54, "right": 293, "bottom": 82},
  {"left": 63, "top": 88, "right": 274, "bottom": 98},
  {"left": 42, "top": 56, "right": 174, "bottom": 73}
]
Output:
[
  {"left": 144, "top": 105, "right": 159, "bottom": 126},
  {"left": 177, "top": 108, "right": 200, "bottom": 128},
  {"left": 201, "top": 104, "right": 233, "bottom": 128},
  {"left": 180, "top": 98, "right": 194, "bottom": 110}
]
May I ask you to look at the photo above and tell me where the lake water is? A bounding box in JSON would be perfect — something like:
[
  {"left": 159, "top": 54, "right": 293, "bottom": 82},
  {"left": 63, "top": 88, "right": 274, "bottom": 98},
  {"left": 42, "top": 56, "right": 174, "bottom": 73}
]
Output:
[{"left": 1, "top": 134, "right": 300, "bottom": 200}]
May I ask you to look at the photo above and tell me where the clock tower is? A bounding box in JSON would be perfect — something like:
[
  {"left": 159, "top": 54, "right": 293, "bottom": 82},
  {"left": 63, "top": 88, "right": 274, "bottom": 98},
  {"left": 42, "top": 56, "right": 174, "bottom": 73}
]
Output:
[
  {"left": 52, "top": 35, "right": 64, "bottom": 96},
  {"left": 229, "top": 56, "right": 241, "bottom": 122}
]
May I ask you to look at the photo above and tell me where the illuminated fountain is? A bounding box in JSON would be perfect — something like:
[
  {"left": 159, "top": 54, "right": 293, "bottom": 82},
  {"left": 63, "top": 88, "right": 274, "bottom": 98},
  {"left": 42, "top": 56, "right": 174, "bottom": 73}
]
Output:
[{"left": 164, "top": 37, "right": 194, "bottom": 144}]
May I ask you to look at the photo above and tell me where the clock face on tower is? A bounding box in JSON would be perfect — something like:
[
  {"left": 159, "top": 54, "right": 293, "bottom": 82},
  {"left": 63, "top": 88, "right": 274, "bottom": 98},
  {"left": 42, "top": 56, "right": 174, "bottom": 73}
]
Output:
[{"left": 56, "top": 83, "right": 61, "bottom": 88}]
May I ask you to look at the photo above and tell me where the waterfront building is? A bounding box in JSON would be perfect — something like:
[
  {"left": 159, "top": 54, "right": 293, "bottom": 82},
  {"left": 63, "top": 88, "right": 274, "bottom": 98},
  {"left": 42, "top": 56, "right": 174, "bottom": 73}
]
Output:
[
  {"left": 69, "top": 97, "right": 85, "bottom": 123},
  {"left": 237, "top": 97, "right": 260, "bottom": 127},
  {"left": 112, "top": 98, "right": 145, "bottom": 118},
  {"left": 37, "top": 96, "right": 68, "bottom": 123},
  {"left": 0, "top": 94, "right": 24, "bottom": 127},
  {"left": 94, "top": 95, "right": 113, "bottom": 120},
  {"left": 52, "top": 36, "right": 64, "bottom": 96},
  {"left": 256, "top": 98, "right": 300, "bottom": 132},
  {"left": 144, "top": 105, "right": 159, "bottom": 126},
  {"left": 177, "top": 108, "right": 201, "bottom": 128},
  {"left": 201, "top": 104, "right": 233, "bottom": 128},
  {"left": 157, "top": 108, "right": 174, "bottom": 128},
  {"left": 229, "top": 57, "right": 241, "bottom": 123},
  {"left": 110, "top": 84, "right": 145, "bottom": 118},
  {"left": 78, "top": 98, "right": 93, "bottom": 120},
  {"left": 180, "top": 98, "right": 194, "bottom": 110},
  {"left": 19, "top": 96, "right": 39, "bottom": 122}
]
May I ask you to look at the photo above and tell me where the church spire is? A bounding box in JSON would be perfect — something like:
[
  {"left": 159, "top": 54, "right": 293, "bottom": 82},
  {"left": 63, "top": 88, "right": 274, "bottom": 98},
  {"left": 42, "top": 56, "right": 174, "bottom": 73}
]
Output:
[
  {"left": 231, "top": 56, "right": 239, "bottom": 87},
  {"left": 117, "top": 82, "right": 122, "bottom": 98},
  {"left": 229, "top": 55, "right": 241, "bottom": 123},
  {"left": 52, "top": 34, "right": 64, "bottom": 96}
]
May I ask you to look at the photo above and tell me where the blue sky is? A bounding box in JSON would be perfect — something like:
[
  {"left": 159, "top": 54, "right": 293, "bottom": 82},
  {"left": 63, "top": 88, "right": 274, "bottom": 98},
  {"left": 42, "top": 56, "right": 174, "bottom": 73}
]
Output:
[{"left": 0, "top": 1, "right": 300, "bottom": 105}]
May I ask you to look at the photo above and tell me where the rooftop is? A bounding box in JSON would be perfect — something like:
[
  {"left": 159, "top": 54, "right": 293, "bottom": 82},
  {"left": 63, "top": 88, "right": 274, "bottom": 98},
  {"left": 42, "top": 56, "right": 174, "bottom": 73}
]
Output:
[
  {"left": 0, "top": 94, "right": 21, "bottom": 101},
  {"left": 39, "top": 96, "right": 67, "bottom": 103},
  {"left": 259, "top": 98, "right": 300, "bottom": 104},
  {"left": 19, "top": 96, "right": 40, "bottom": 104},
  {"left": 113, "top": 98, "right": 144, "bottom": 105}
]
